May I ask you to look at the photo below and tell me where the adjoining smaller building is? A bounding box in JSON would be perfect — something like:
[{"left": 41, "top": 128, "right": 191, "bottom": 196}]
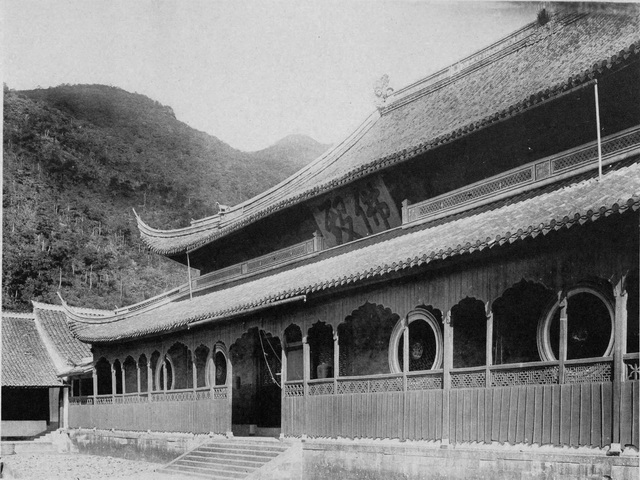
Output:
[{"left": 1, "top": 303, "right": 94, "bottom": 439}]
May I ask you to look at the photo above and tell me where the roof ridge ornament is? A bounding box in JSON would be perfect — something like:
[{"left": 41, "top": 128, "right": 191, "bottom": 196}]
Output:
[{"left": 374, "top": 74, "right": 394, "bottom": 110}]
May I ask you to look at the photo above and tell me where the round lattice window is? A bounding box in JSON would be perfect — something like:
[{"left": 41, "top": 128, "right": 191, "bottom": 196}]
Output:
[
  {"left": 389, "top": 308, "right": 443, "bottom": 373},
  {"left": 537, "top": 287, "right": 614, "bottom": 361}
]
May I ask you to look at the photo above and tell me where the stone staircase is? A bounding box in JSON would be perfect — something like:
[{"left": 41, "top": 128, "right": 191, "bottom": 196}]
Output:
[{"left": 158, "top": 438, "right": 293, "bottom": 479}]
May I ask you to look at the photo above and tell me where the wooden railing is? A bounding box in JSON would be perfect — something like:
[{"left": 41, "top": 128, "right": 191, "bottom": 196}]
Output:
[
  {"left": 68, "top": 386, "right": 230, "bottom": 434},
  {"left": 403, "top": 126, "right": 640, "bottom": 226}
]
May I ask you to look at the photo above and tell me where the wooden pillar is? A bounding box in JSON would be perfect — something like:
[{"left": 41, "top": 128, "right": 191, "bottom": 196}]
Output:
[
  {"left": 402, "top": 320, "right": 409, "bottom": 441},
  {"left": 146, "top": 361, "right": 153, "bottom": 400},
  {"left": 92, "top": 368, "right": 98, "bottom": 401},
  {"left": 302, "top": 336, "right": 309, "bottom": 439},
  {"left": 111, "top": 364, "right": 117, "bottom": 397},
  {"left": 192, "top": 352, "right": 198, "bottom": 391},
  {"left": 558, "top": 296, "right": 568, "bottom": 384},
  {"left": 442, "top": 310, "right": 453, "bottom": 446},
  {"left": 611, "top": 276, "right": 628, "bottom": 454},
  {"left": 333, "top": 331, "right": 339, "bottom": 394},
  {"left": 136, "top": 364, "right": 141, "bottom": 394},
  {"left": 62, "top": 386, "right": 69, "bottom": 428},
  {"left": 485, "top": 303, "right": 493, "bottom": 388},
  {"left": 162, "top": 359, "right": 168, "bottom": 392},
  {"left": 121, "top": 364, "right": 126, "bottom": 395}
]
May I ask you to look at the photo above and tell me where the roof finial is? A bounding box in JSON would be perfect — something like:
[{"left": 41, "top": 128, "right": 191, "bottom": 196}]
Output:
[{"left": 374, "top": 74, "right": 394, "bottom": 109}]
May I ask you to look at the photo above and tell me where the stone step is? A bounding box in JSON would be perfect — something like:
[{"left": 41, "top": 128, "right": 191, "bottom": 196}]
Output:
[
  {"left": 202, "top": 443, "right": 288, "bottom": 453},
  {"left": 164, "top": 463, "right": 247, "bottom": 479},
  {"left": 11, "top": 441, "right": 57, "bottom": 454},
  {"left": 189, "top": 450, "right": 281, "bottom": 462},
  {"left": 177, "top": 458, "right": 257, "bottom": 473},
  {"left": 180, "top": 454, "right": 265, "bottom": 468},
  {"left": 162, "top": 465, "right": 240, "bottom": 480}
]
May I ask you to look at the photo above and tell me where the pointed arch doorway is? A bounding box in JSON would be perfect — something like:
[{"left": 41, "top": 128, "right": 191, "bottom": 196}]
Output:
[{"left": 230, "top": 327, "right": 282, "bottom": 437}]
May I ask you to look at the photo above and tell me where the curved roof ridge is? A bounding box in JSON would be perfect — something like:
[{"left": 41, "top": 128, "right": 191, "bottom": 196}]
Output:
[
  {"left": 136, "top": 12, "right": 640, "bottom": 256},
  {"left": 2, "top": 311, "right": 35, "bottom": 319},
  {"left": 136, "top": 110, "right": 381, "bottom": 240}
]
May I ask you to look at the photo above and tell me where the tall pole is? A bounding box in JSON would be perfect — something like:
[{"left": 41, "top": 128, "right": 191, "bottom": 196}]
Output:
[
  {"left": 594, "top": 81, "right": 603, "bottom": 180},
  {"left": 187, "top": 252, "right": 193, "bottom": 300}
]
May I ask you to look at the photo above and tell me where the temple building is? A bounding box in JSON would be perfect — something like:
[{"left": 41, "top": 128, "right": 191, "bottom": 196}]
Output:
[
  {"left": 2, "top": 303, "right": 93, "bottom": 439},
  {"left": 60, "top": 7, "right": 639, "bottom": 479}
]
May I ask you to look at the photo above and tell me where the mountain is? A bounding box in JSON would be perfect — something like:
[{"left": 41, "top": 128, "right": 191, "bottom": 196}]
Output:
[{"left": 2, "top": 84, "right": 328, "bottom": 311}]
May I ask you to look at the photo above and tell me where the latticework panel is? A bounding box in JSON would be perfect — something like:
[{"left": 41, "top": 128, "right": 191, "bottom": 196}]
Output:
[
  {"left": 625, "top": 358, "right": 640, "bottom": 381},
  {"left": 411, "top": 167, "right": 533, "bottom": 220},
  {"left": 95, "top": 396, "right": 113, "bottom": 405},
  {"left": 491, "top": 365, "right": 558, "bottom": 386},
  {"left": 284, "top": 382, "right": 304, "bottom": 397},
  {"left": 196, "top": 390, "right": 212, "bottom": 400},
  {"left": 308, "top": 382, "right": 334, "bottom": 396},
  {"left": 164, "top": 391, "right": 196, "bottom": 402},
  {"left": 122, "top": 395, "right": 147, "bottom": 404},
  {"left": 370, "top": 377, "right": 403, "bottom": 393},
  {"left": 451, "top": 370, "right": 486, "bottom": 389},
  {"left": 69, "top": 397, "right": 94, "bottom": 405},
  {"left": 212, "top": 387, "right": 228, "bottom": 399},
  {"left": 564, "top": 362, "right": 612, "bottom": 384},
  {"left": 245, "top": 240, "right": 312, "bottom": 273},
  {"left": 337, "top": 380, "right": 369, "bottom": 394},
  {"left": 407, "top": 374, "right": 442, "bottom": 390},
  {"left": 196, "top": 265, "right": 243, "bottom": 287}
]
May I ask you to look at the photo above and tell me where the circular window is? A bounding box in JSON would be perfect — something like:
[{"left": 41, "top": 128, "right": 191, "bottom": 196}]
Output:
[
  {"left": 389, "top": 308, "right": 443, "bottom": 373},
  {"left": 537, "top": 287, "right": 614, "bottom": 361}
]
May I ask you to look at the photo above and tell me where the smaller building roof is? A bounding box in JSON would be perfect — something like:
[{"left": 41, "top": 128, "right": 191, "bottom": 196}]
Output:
[
  {"left": 32, "top": 301, "right": 92, "bottom": 373},
  {"left": 1, "top": 313, "right": 62, "bottom": 387}
]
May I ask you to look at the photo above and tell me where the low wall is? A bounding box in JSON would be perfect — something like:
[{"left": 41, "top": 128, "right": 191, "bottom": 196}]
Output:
[
  {"left": 67, "top": 428, "right": 220, "bottom": 463},
  {"left": 303, "top": 440, "right": 640, "bottom": 480},
  {"left": 1, "top": 421, "right": 47, "bottom": 438}
]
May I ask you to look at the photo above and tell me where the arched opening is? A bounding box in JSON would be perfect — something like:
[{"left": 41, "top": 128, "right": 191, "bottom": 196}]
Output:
[
  {"left": 195, "top": 345, "right": 210, "bottom": 388},
  {"left": 150, "top": 351, "right": 160, "bottom": 391},
  {"left": 113, "top": 359, "right": 123, "bottom": 395},
  {"left": 138, "top": 354, "right": 148, "bottom": 392},
  {"left": 123, "top": 356, "right": 137, "bottom": 393},
  {"left": 452, "top": 298, "right": 487, "bottom": 368},
  {"left": 492, "top": 281, "right": 555, "bottom": 364},
  {"left": 207, "top": 343, "right": 229, "bottom": 387},
  {"left": 539, "top": 285, "right": 614, "bottom": 361},
  {"left": 95, "top": 357, "right": 112, "bottom": 395},
  {"left": 230, "top": 328, "right": 282, "bottom": 435},
  {"left": 165, "top": 343, "right": 191, "bottom": 390},
  {"left": 391, "top": 306, "right": 443, "bottom": 373},
  {"left": 338, "top": 303, "right": 398, "bottom": 377},
  {"left": 284, "top": 324, "right": 303, "bottom": 381},
  {"left": 308, "top": 322, "right": 334, "bottom": 379}
]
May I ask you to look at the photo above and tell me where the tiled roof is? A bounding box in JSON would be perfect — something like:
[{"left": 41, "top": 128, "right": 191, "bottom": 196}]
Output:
[
  {"left": 2, "top": 313, "right": 62, "bottom": 387},
  {"left": 32, "top": 302, "right": 92, "bottom": 370},
  {"left": 137, "top": 10, "right": 640, "bottom": 256},
  {"left": 68, "top": 158, "right": 640, "bottom": 343}
]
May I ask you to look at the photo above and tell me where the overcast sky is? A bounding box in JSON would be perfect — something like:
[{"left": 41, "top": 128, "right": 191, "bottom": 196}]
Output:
[{"left": 4, "top": 1, "right": 541, "bottom": 151}]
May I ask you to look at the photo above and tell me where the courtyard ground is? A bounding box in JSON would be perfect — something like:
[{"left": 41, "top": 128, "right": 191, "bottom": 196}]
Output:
[{"left": 0, "top": 453, "right": 192, "bottom": 479}]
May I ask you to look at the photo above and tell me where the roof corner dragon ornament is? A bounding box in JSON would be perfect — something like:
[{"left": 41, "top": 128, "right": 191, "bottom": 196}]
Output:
[{"left": 374, "top": 74, "right": 394, "bottom": 109}]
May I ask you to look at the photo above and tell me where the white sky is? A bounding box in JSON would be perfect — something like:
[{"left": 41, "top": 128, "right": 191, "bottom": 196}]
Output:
[{"left": 3, "top": 1, "right": 541, "bottom": 151}]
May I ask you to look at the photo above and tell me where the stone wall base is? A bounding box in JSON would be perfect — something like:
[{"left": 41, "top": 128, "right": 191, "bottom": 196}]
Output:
[{"left": 302, "top": 440, "right": 639, "bottom": 480}]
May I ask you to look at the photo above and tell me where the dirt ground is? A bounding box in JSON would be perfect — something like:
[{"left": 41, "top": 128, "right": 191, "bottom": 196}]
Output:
[{"left": 0, "top": 453, "right": 192, "bottom": 480}]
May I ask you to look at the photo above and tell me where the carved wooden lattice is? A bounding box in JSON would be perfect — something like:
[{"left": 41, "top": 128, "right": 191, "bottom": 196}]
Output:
[
  {"left": 309, "top": 382, "right": 335, "bottom": 396},
  {"left": 491, "top": 365, "right": 558, "bottom": 386},
  {"left": 95, "top": 396, "right": 113, "bottom": 405},
  {"left": 626, "top": 360, "right": 640, "bottom": 380},
  {"left": 451, "top": 371, "right": 486, "bottom": 389},
  {"left": 337, "top": 380, "right": 369, "bottom": 394},
  {"left": 122, "top": 395, "right": 146, "bottom": 404},
  {"left": 212, "top": 387, "right": 228, "bottom": 399},
  {"left": 284, "top": 382, "right": 304, "bottom": 397},
  {"left": 407, "top": 375, "right": 442, "bottom": 390},
  {"left": 370, "top": 377, "right": 403, "bottom": 393},
  {"left": 69, "top": 397, "right": 94, "bottom": 405},
  {"left": 564, "top": 362, "right": 612, "bottom": 384},
  {"left": 196, "top": 390, "right": 212, "bottom": 401}
]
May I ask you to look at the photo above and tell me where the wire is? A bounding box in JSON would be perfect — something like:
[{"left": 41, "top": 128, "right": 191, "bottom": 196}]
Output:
[{"left": 258, "top": 330, "right": 281, "bottom": 389}]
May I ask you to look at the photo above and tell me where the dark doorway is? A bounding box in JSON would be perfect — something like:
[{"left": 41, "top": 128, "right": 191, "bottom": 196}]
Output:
[{"left": 230, "top": 328, "right": 282, "bottom": 435}]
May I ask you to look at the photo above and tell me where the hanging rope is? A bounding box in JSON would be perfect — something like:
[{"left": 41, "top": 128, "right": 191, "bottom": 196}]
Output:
[{"left": 258, "top": 330, "right": 281, "bottom": 389}]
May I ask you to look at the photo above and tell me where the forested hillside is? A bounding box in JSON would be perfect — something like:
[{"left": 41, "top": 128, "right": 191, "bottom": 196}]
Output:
[{"left": 2, "top": 84, "right": 329, "bottom": 312}]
